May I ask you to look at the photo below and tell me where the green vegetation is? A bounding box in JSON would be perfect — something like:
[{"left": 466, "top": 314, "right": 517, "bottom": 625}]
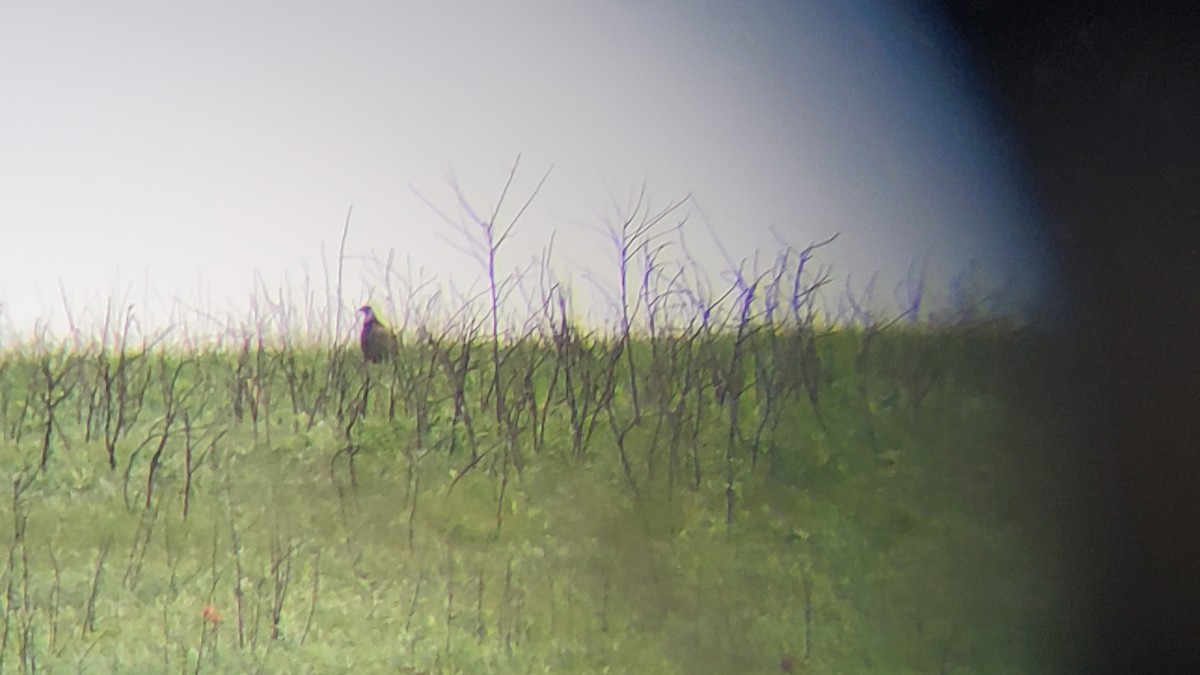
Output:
[
  {"left": 0, "top": 320, "right": 1088, "bottom": 673},
  {"left": 0, "top": 183, "right": 1089, "bottom": 672}
]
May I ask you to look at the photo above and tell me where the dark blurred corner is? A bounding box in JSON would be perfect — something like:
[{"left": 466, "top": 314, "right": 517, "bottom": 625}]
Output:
[{"left": 935, "top": 1, "right": 1200, "bottom": 671}]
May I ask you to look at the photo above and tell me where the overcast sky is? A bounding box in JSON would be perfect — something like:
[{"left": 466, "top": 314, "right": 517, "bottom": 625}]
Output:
[{"left": 0, "top": 1, "right": 1053, "bottom": 342}]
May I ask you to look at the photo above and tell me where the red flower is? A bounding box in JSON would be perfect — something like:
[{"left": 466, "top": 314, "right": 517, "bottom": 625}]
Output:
[{"left": 202, "top": 605, "right": 221, "bottom": 624}]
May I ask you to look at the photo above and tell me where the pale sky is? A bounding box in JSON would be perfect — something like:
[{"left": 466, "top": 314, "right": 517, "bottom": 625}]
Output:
[{"left": 0, "top": 1, "right": 1053, "bottom": 343}]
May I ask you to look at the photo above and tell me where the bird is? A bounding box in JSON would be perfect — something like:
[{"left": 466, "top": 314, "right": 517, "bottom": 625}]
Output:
[{"left": 358, "top": 305, "right": 398, "bottom": 363}]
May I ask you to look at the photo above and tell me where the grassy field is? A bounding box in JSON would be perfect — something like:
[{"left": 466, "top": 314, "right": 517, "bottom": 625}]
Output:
[{"left": 0, "top": 316, "right": 1098, "bottom": 673}]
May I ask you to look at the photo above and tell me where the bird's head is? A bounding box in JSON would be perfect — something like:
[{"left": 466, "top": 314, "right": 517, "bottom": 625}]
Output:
[{"left": 359, "top": 305, "right": 376, "bottom": 323}]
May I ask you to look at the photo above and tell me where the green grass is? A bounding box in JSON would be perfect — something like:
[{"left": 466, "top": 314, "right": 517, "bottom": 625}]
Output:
[{"left": 0, "top": 327, "right": 1090, "bottom": 673}]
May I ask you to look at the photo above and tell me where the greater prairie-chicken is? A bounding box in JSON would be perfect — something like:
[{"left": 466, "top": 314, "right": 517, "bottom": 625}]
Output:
[{"left": 358, "top": 305, "right": 397, "bottom": 363}]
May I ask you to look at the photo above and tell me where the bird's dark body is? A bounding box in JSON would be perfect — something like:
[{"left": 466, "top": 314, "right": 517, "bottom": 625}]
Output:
[{"left": 359, "top": 305, "right": 397, "bottom": 363}]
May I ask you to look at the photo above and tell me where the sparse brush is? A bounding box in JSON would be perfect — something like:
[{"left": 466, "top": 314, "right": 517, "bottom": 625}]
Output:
[{"left": 0, "top": 170, "right": 1065, "bottom": 673}]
